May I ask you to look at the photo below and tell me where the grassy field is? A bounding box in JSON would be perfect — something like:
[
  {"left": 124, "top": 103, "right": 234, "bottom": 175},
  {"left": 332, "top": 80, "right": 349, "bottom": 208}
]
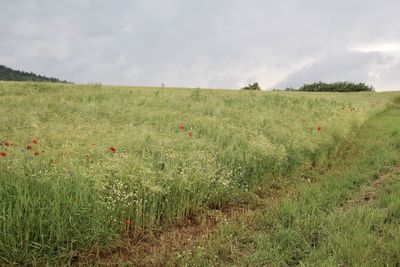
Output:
[
  {"left": 166, "top": 96, "right": 400, "bottom": 267},
  {"left": 0, "top": 81, "right": 398, "bottom": 265}
]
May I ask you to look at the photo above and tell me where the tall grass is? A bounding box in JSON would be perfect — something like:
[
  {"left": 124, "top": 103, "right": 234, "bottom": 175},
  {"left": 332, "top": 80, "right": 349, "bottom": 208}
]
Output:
[
  {"left": 0, "top": 81, "right": 394, "bottom": 264},
  {"left": 167, "top": 96, "right": 400, "bottom": 267}
]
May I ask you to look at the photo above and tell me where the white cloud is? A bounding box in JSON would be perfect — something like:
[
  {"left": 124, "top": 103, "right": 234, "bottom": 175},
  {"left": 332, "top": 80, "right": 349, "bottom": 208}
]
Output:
[{"left": 350, "top": 42, "right": 400, "bottom": 54}]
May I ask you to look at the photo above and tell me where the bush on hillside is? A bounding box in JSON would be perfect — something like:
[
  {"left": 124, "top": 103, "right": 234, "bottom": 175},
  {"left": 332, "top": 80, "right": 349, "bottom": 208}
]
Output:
[
  {"left": 241, "top": 82, "right": 261, "bottom": 90},
  {"left": 298, "top": 81, "right": 374, "bottom": 92}
]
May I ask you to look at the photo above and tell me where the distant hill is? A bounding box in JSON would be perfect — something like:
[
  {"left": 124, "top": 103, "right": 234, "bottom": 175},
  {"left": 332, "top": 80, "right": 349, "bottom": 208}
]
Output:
[{"left": 0, "top": 65, "right": 69, "bottom": 83}]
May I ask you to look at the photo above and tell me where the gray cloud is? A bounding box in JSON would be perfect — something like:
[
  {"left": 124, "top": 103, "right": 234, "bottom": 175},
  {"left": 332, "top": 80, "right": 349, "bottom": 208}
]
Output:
[
  {"left": 277, "top": 50, "right": 398, "bottom": 90},
  {"left": 1, "top": 0, "right": 400, "bottom": 90}
]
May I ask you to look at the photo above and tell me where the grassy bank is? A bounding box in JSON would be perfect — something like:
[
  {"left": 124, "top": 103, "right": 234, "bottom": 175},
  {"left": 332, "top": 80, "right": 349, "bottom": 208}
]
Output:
[{"left": 0, "top": 81, "right": 397, "bottom": 265}]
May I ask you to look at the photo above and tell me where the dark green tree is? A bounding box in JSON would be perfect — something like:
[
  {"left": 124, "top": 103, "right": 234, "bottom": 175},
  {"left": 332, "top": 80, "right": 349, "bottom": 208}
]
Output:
[
  {"left": 241, "top": 82, "right": 261, "bottom": 90},
  {"left": 0, "top": 65, "right": 70, "bottom": 83},
  {"left": 298, "top": 81, "right": 374, "bottom": 92}
]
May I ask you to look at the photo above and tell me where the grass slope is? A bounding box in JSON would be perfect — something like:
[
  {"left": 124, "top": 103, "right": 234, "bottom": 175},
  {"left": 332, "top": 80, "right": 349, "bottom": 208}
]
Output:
[{"left": 0, "top": 81, "right": 397, "bottom": 265}]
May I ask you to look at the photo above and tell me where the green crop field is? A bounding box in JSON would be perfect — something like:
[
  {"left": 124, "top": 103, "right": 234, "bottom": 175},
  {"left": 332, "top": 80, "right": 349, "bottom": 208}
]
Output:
[{"left": 0, "top": 81, "right": 399, "bottom": 265}]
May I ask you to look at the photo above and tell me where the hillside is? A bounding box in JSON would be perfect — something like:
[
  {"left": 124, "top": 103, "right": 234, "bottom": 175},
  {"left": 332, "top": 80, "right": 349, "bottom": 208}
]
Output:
[{"left": 0, "top": 65, "right": 69, "bottom": 83}]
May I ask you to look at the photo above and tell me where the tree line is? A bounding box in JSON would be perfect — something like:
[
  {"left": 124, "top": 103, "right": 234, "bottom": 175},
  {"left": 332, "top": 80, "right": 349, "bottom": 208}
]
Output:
[
  {"left": 0, "top": 65, "right": 69, "bottom": 83},
  {"left": 288, "top": 81, "right": 374, "bottom": 92},
  {"left": 242, "top": 81, "right": 374, "bottom": 92}
]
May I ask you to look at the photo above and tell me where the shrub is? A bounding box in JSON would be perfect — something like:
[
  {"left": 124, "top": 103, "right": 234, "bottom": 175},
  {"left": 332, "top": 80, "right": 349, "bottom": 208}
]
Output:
[
  {"left": 298, "top": 82, "right": 374, "bottom": 92},
  {"left": 241, "top": 82, "right": 261, "bottom": 91}
]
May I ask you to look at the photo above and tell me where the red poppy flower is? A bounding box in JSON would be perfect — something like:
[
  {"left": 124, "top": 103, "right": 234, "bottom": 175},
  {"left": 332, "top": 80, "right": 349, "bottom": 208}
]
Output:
[
  {"left": 34, "top": 150, "right": 40, "bottom": 156},
  {"left": 27, "top": 144, "right": 32, "bottom": 150},
  {"left": 0, "top": 151, "right": 6, "bottom": 158},
  {"left": 5, "top": 141, "right": 11, "bottom": 147},
  {"left": 32, "top": 138, "right": 38, "bottom": 144},
  {"left": 126, "top": 219, "right": 132, "bottom": 225},
  {"left": 179, "top": 124, "right": 185, "bottom": 130},
  {"left": 188, "top": 131, "right": 193, "bottom": 137},
  {"left": 109, "top": 146, "right": 117, "bottom": 153},
  {"left": 317, "top": 126, "right": 321, "bottom": 133}
]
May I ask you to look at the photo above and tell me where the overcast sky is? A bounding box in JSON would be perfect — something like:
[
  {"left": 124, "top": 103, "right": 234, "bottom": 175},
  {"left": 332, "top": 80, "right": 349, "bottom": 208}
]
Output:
[{"left": 1, "top": 1, "right": 400, "bottom": 91}]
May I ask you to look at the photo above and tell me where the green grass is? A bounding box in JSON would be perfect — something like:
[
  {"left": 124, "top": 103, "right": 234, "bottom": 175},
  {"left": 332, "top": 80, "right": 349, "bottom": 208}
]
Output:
[
  {"left": 168, "top": 96, "right": 400, "bottom": 266},
  {"left": 0, "top": 81, "right": 398, "bottom": 265}
]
